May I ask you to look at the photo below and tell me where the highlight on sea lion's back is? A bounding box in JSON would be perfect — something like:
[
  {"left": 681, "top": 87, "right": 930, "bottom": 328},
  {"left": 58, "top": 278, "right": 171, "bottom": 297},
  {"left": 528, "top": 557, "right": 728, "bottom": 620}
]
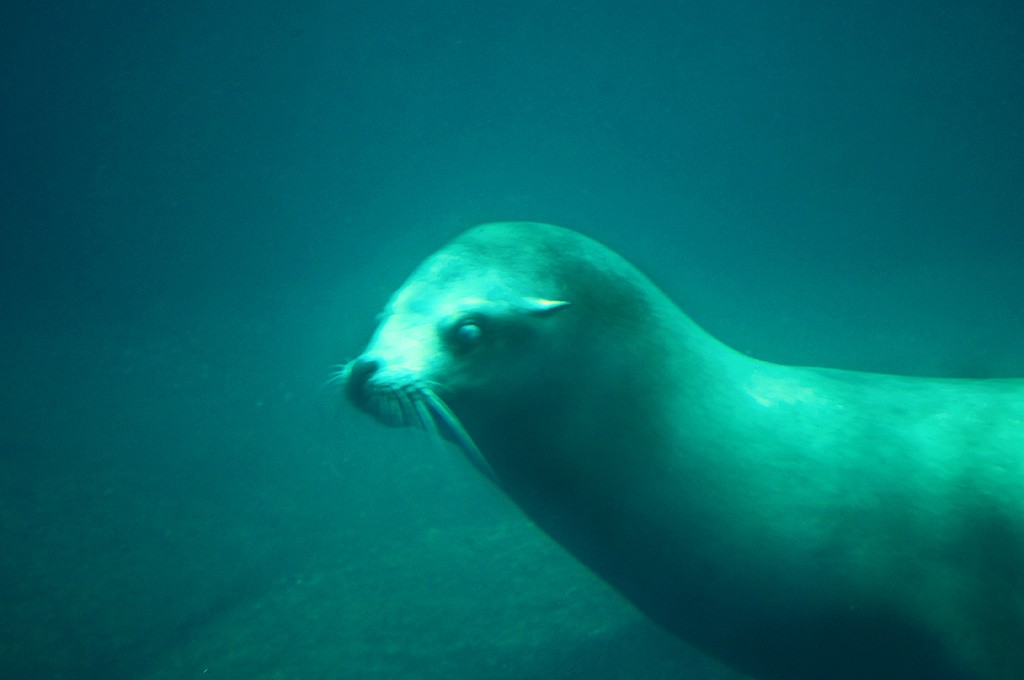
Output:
[{"left": 342, "top": 221, "right": 1024, "bottom": 680}]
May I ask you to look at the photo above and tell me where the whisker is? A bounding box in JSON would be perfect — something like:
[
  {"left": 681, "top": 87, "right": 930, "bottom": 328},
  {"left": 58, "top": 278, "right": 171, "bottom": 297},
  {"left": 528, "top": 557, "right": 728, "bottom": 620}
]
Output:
[
  {"left": 342, "top": 368, "right": 499, "bottom": 485},
  {"left": 322, "top": 361, "right": 352, "bottom": 389},
  {"left": 397, "top": 389, "right": 421, "bottom": 428},
  {"left": 419, "top": 388, "right": 499, "bottom": 484},
  {"left": 413, "top": 397, "right": 440, "bottom": 439},
  {"left": 387, "top": 391, "right": 408, "bottom": 427}
]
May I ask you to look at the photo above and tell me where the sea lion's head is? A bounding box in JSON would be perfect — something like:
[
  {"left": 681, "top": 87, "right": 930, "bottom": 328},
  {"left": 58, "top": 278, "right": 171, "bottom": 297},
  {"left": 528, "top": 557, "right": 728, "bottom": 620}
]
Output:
[
  {"left": 342, "top": 222, "right": 582, "bottom": 480},
  {"left": 342, "top": 221, "right": 667, "bottom": 483}
]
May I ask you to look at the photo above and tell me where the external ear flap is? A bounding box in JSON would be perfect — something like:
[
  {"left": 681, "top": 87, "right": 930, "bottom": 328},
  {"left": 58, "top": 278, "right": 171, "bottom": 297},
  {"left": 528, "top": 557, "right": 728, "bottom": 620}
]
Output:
[{"left": 521, "top": 297, "right": 571, "bottom": 315}]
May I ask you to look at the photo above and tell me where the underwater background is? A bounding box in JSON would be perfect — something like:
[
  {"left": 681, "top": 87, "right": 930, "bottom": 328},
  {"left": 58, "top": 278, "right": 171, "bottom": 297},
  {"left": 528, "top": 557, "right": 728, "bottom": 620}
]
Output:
[{"left": 3, "top": 1, "right": 1023, "bottom": 678}]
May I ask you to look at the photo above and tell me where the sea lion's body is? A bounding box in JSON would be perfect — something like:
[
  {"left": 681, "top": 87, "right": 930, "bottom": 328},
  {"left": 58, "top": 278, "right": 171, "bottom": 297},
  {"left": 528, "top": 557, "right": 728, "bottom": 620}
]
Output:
[{"left": 344, "top": 222, "right": 1024, "bottom": 679}]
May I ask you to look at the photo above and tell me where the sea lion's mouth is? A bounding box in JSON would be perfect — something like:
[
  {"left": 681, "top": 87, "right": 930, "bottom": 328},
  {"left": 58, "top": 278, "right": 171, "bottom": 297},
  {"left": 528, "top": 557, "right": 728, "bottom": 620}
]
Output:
[{"left": 340, "top": 356, "right": 499, "bottom": 484}]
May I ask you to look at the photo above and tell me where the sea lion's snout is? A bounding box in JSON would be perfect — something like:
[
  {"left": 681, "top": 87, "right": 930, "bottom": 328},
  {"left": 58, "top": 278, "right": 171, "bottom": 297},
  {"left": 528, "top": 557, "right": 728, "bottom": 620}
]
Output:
[
  {"left": 346, "top": 355, "right": 380, "bottom": 390},
  {"left": 343, "top": 355, "right": 383, "bottom": 413},
  {"left": 343, "top": 342, "right": 497, "bottom": 481}
]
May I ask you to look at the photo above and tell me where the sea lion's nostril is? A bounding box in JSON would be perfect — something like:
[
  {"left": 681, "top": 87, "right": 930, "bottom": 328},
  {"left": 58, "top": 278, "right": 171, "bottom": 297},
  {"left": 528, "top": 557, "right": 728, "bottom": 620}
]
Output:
[
  {"left": 345, "top": 356, "right": 383, "bottom": 408},
  {"left": 347, "top": 356, "right": 381, "bottom": 389}
]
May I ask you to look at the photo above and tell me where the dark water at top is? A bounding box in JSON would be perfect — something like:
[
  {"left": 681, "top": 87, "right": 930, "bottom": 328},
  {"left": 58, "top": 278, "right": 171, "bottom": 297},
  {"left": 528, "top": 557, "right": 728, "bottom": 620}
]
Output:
[{"left": 2, "top": 1, "right": 1023, "bottom": 678}]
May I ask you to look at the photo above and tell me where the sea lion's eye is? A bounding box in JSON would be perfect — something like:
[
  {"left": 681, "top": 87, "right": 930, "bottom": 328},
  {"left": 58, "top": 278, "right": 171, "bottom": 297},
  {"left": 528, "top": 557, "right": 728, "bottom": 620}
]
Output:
[{"left": 449, "top": 319, "right": 483, "bottom": 352}]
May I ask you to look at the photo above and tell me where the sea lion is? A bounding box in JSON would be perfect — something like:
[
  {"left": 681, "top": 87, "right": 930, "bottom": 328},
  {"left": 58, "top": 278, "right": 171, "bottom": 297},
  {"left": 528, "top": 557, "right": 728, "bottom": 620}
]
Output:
[{"left": 342, "top": 221, "right": 1024, "bottom": 680}]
